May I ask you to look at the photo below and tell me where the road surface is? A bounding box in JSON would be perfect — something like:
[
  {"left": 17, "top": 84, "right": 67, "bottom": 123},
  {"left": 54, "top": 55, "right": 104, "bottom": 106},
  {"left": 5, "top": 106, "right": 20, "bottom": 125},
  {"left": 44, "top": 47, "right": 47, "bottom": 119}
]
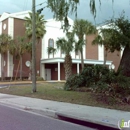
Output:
[{"left": 0, "top": 104, "right": 95, "bottom": 130}]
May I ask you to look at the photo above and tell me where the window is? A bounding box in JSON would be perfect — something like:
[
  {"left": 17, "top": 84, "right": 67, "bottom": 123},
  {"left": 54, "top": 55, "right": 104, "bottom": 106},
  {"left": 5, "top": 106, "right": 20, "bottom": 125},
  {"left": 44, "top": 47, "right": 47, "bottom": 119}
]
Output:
[{"left": 48, "top": 38, "right": 54, "bottom": 47}]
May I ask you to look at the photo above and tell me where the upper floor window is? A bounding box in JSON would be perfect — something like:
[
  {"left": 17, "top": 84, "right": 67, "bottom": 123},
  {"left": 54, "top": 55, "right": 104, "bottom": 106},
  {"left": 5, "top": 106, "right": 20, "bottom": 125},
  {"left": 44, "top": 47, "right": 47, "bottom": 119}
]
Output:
[{"left": 48, "top": 38, "right": 54, "bottom": 47}]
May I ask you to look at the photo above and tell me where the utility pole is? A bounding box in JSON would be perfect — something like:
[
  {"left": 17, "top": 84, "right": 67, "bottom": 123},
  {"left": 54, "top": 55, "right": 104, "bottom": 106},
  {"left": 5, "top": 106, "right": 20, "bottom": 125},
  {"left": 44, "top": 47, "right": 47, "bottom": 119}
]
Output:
[{"left": 32, "top": 0, "right": 36, "bottom": 92}]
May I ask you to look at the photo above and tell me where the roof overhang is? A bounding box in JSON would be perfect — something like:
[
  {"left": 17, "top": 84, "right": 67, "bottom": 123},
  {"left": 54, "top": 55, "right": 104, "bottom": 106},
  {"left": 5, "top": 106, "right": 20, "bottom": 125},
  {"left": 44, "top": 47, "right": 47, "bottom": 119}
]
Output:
[{"left": 41, "top": 58, "right": 112, "bottom": 65}]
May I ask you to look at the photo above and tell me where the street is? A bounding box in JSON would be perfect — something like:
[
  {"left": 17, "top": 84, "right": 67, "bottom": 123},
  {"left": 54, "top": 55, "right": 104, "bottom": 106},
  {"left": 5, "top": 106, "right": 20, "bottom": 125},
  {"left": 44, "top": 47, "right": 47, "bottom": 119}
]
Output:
[{"left": 0, "top": 104, "right": 95, "bottom": 130}]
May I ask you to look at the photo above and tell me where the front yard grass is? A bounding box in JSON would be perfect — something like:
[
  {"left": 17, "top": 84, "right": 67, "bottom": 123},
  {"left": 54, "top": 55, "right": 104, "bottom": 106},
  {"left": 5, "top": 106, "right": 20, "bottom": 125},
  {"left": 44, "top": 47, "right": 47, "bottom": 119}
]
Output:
[{"left": 0, "top": 82, "right": 129, "bottom": 111}]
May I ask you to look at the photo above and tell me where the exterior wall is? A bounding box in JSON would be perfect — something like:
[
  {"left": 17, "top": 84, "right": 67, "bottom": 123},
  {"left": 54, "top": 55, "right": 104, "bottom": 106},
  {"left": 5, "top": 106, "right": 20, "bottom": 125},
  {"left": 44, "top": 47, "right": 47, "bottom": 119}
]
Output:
[
  {"left": 42, "top": 19, "right": 79, "bottom": 60},
  {"left": 42, "top": 25, "right": 66, "bottom": 59},
  {"left": 45, "top": 64, "right": 56, "bottom": 80},
  {"left": 86, "top": 34, "right": 98, "bottom": 60},
  {"left": 44, "top": 63, "right": 79, "bottom": 80},
  {"left": 22, "top": 53, "right": 31, "bottom": 77},
  {"left": 60, "top": 63, "right": 65, "bottom": 80},
  {"left": 13, "top": 52, "right": 31, "bottom": 78},
  {"left": 14, "top": 18, "right": 26, "bottom": 38},
  {"left": 8, "top": 18, "right": 14, "bottom": 77},
  {"left": 2, "top": 19, "right": 8, "bottom": 34},
  {"left": 36, "top": 39, "right": 42, "bottom": 76},
  {"left": 51, "top": 64, "right": 58, "bottom": 80},
  {"left": 0, "top": 11, "right": 41, "bottom": 79},
  {"left": 13, "top": 18, "right": 30, "bottom": 78},
  {"left": 72, "top": 64, "right": 77, "bottom": 74},
  {"left": 2, "top": 19, "right": 8, "bottom": 77}
]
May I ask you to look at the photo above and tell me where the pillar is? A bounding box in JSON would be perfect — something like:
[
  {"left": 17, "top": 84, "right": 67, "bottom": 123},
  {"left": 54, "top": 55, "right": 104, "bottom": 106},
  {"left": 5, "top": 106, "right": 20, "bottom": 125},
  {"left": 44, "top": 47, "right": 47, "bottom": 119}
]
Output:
[
  {"left": 58, "top": 62, "right": 60, "bottom": 81},
  {"left": 77, "top": 63, "right": 79, "bottom": 74}
]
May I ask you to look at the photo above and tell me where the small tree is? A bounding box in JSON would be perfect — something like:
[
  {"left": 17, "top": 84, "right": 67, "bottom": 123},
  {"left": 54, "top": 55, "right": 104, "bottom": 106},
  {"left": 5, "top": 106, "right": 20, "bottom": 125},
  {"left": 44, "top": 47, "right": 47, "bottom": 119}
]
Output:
[
  {"left": 8, "top": 36, "right": 27, "bottom": 80},
  {"left": 0, "top": 34, "right": 12, "bottom": 81},
  {"left": 92, "top": 28, "right": 112, "bottom": 66},
  {"left": 73, "top": 19, "right": 96, "bottom": 70},
  {"left": 48, "top": 32, "right": 75, "bottom": 80}
]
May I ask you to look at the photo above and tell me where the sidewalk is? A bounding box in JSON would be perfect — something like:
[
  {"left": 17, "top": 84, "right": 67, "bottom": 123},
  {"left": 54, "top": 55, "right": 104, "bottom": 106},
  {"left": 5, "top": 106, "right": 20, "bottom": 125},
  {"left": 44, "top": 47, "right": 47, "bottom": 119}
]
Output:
[
  {"left": 0, "top": 80, "right": 65, "bottom": 85},
  {"left": 0, "top": 93, "right": 129, "bottom": 129}
]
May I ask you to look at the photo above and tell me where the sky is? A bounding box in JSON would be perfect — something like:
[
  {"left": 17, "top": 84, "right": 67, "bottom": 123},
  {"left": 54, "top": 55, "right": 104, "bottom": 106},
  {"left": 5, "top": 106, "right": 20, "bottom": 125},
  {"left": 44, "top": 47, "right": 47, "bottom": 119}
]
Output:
[{"left": 0, "top": 0, "right": 130, "bottom": 25}]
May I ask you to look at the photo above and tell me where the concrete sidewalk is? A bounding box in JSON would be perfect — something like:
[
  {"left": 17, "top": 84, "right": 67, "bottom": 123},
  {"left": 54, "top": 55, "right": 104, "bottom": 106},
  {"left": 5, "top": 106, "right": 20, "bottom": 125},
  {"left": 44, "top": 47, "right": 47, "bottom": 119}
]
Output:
[
  {"left": 0, "top": 93, "right": 129, "bottom": 129},
  {"left": 0, "top": 80, "right": 65, "bottom": 85}
]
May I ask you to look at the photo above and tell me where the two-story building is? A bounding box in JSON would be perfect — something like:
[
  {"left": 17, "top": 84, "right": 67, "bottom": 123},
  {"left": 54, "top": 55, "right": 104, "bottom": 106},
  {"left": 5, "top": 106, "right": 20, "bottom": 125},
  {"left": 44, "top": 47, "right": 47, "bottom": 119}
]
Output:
[{"left": 0, "top": 11, "right": 120, "bottom": 81}]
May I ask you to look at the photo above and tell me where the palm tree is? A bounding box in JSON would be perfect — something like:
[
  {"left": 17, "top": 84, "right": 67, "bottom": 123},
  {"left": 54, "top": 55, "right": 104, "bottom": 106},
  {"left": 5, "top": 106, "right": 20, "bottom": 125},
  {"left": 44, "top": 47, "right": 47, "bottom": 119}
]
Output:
[
  {"left": 24, "top": 12, "right": 46, "bottom": 92},
  {"left": 25, "top": 12, "right": 46, "bottom": 43},
  {"left": 73, "top": 19, "right": 96, "bottom": 70},
  {"left": 47, "top": 46, "right": 57, "bottom": 56},
  {"left": 0, "top": 34, "right": 12, "bottom": 81},
  {"left": 92, "top": 28, "right": 112, "bottom": 66},
  {"left": 8, "top": 36, "right": 27, "bottom": 80},
  {"left": 48, "top": 32, "right": 75, "bottom": 80}
]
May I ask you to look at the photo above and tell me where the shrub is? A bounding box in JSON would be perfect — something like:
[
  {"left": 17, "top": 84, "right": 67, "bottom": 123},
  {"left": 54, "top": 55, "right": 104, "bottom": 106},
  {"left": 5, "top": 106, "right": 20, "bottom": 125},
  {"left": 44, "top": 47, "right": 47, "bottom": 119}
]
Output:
[
  {"left": 36, "top": 76, "right": 44, "bottom": 81},
  {"left": 64, "top": 74, "right": 84, "bottom": 90},
  {"left": 64, "top": 64, "right": 130, "bottom": 99}
]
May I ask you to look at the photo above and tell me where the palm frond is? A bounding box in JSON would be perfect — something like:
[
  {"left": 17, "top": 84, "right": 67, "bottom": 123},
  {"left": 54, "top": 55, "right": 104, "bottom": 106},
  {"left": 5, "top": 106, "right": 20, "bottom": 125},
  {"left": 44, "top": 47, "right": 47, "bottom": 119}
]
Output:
[
  {"left": 25, "top": 12, "right": 46, "bottom": 39},
  {"left": 47, "top": 47, "right": 57, "bottom": 54}
]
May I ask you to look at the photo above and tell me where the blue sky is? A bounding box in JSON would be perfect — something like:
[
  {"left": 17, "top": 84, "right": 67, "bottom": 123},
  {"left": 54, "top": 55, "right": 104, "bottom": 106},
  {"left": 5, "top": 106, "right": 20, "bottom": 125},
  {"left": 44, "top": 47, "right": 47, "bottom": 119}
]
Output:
[{"left": 0, "top": 0, "right": 129, "bottom": 25}]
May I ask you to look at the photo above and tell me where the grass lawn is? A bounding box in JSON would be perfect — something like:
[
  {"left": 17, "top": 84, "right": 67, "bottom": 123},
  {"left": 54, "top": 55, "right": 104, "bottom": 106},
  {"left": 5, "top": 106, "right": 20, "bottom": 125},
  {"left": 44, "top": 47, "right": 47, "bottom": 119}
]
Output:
[{"left": 0, "top": 82, "right": 129, "bottom": 111}]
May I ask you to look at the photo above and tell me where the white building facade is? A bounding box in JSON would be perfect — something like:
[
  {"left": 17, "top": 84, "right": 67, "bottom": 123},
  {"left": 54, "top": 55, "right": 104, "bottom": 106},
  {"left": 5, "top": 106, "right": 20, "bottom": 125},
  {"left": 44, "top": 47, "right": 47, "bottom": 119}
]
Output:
[{"left": 0, "top": 11, "right": 113, "bottom": 81}]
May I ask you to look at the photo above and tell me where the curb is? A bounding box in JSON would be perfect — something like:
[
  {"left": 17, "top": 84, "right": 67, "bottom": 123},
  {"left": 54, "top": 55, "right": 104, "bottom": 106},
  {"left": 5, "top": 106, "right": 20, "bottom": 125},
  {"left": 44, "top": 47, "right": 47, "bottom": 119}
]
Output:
[
  {"left": 0, "top": 100, "right": 57, "bottom": 118},
  {"left": 56, "top": 112, "right": 119, "bottom": 130},
  {"left": 0, "top": 100, "right": 119, "bottom": 130}
]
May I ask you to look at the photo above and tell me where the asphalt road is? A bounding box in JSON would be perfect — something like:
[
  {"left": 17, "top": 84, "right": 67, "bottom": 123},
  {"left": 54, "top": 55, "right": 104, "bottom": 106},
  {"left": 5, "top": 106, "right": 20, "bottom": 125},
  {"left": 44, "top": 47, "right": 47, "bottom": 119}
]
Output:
[{"left": 0, "top": 104, "right": 95, "bottom": 130}]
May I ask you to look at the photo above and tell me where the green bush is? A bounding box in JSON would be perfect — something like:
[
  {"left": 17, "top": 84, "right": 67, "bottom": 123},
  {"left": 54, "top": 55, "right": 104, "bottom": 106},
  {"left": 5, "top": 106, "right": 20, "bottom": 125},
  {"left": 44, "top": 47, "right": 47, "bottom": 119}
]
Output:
[
  {"left": 64, "top": 74, "right": 84, "bottom": 90},
  {"left": 36, "top": 76, "right": 44, "bottom": 81},
  {"left": 64, "top": 65, "right": 130, "bottom": 97}
]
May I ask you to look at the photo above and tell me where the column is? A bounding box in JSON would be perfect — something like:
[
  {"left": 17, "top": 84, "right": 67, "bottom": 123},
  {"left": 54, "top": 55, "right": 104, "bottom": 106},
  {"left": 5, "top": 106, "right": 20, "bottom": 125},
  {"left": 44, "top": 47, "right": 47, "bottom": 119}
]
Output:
[
  {"left": 40, "top": 63, "right": 45, "bottom": 80},
  {"left": 0, "top": 54, "right": 1, "bottom": 77},
  {"left": 58, "top": 62, "right": 60, "bottom": 81},
  {"left": 77, "top": 63, "right": 79, "bottom": 74}
]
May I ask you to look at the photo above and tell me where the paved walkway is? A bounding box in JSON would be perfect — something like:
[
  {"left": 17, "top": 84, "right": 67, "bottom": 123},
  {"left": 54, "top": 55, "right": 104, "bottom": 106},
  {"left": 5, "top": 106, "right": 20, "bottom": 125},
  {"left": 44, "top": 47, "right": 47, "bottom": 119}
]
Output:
[
  {"left": 0, "top": 93, "right": 130, "bottom": 129},
  {"left": 0, "top": 80, "right": 65, "bottom": 85}
]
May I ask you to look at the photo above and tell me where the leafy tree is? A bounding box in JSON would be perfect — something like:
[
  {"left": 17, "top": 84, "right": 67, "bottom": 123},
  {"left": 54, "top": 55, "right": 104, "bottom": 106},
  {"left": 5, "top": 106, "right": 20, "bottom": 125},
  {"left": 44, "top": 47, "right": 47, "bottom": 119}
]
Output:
[
  {"left": 0, "top": 34, "right": 12, "bottom": 81},
  {"left": 46, "top": 0, "right": 114, "bottom": 31},
  {"left": 48, "top": 32, "right": 75, "bottom": 80},
  {"left": 93, "top": 14, "right": 130, "bottom": 77},
  {"left": 73, "top": 19, "right": 96, "bottom": 70},
  {"left": 107, "top": 15, "right": 130, "bottom": 77}
]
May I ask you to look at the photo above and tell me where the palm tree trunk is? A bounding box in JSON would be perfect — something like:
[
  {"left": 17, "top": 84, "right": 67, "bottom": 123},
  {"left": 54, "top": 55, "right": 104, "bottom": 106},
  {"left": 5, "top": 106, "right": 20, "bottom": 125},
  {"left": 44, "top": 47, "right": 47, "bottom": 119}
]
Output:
[
  {"left": 20, "top": 55, "right": 22, "bottom": 80},
  {"left": 104, "top": 49, "right": 107, "bottom": 66},
  {"left": 118, "top": 45, "right": 130, "bottom": 77},
  {"left": 64, "top": 54, "right": 72, "bottom": 80},
  {"left": 80, "top": 49, "right": 84, "bottom": 71},
  {"left": 1, "top": 53, "right": 4, "bottom": 81},
  {"left": 29, "top": 55, "right": 32, "bottom": 80}
]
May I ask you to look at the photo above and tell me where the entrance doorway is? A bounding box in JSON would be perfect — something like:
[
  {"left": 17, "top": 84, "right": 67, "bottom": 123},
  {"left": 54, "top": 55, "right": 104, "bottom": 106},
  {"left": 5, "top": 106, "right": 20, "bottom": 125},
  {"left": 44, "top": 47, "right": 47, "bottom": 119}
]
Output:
[{"left": 45, "top": 69, "right": 51, "bottom": 80}]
